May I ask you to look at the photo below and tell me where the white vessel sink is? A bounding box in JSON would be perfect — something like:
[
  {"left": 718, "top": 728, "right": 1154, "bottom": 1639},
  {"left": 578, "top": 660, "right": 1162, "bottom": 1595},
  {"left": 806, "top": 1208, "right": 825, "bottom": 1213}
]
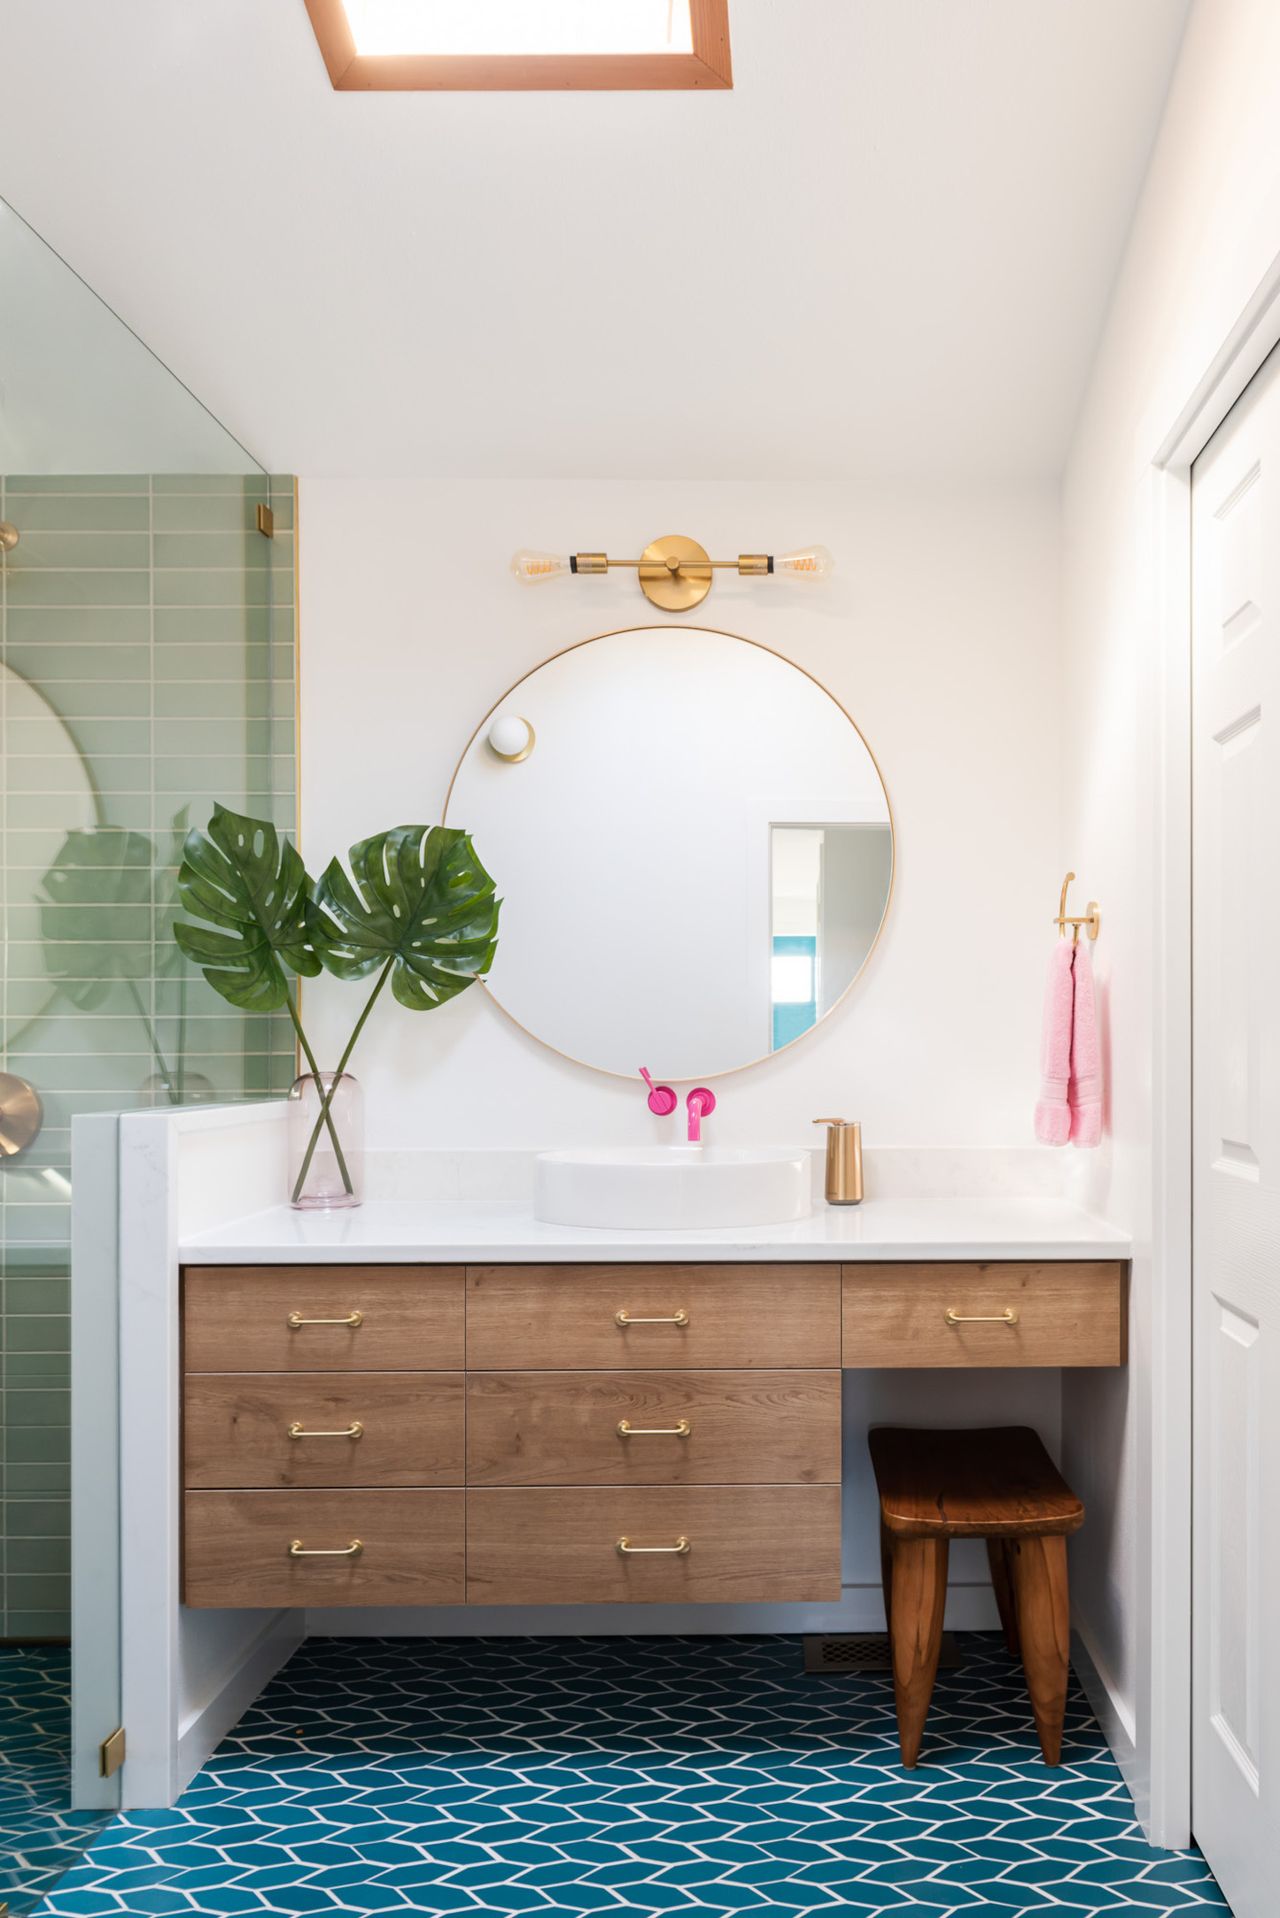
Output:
[{"left": 533, "top": 1145, "right": 811, "bottom": 1231}]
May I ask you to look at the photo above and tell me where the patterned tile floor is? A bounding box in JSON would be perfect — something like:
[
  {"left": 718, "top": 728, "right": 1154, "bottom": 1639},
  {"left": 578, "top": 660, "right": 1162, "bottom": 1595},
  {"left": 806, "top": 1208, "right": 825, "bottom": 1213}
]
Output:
[
  {"left": 28, "top": 1634, "right": 1230, "bottom": 1917},
  {"left": 1, "top": 1646, "right": 109, "bottom": 1917}
]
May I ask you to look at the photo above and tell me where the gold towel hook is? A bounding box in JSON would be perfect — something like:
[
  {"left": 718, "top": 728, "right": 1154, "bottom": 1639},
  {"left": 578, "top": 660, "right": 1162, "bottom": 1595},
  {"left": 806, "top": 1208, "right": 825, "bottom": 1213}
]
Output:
[{"left": 1054, "top": 871, "right": 1100, "bottom": 946}]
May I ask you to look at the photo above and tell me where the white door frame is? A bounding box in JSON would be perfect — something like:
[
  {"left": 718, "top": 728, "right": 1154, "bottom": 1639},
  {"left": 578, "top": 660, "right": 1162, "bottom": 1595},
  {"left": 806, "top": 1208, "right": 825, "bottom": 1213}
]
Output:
[{"left": 1143, "top": 248, "right": 1280, "bottom": 1849}]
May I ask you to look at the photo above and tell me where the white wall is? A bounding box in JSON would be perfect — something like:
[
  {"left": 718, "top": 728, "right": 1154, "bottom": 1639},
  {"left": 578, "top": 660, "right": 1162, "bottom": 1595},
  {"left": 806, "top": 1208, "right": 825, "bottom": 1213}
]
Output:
[
  {"left": 1059, "top": 0, "right": 1280, "bottom": 1839},
  {"left": 299, "top": 477, "right": 1062, "bottom": 1153}
]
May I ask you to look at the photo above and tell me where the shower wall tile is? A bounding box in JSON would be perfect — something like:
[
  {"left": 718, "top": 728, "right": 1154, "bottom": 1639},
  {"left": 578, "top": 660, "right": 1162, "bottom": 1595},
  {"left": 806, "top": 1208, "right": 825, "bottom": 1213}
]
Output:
[{"left": 0, "top": 473, "right": 298, "bottom": 1639}]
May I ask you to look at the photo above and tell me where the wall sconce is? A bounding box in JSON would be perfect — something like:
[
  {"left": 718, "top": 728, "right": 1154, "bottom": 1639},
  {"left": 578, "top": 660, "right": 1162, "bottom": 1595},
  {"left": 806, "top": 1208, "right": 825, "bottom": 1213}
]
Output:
[
  {"left": 510, "top": 533, "right": 833, "bottom": 613},
  {"left": 487, "top": 714, "right": 535, "bottom": 763}
]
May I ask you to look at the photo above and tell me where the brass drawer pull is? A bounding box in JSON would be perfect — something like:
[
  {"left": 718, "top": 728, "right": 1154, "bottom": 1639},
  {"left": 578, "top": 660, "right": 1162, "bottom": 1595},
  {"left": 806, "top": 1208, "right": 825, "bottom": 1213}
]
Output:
[
  {"left": 616, "top": 1535, "right": 690, "bottom": 1555},
  {"left": 288, "top": 1538, "right": 363, "bottom": 1558},
  {"left": 615, "top": 1309, "right": 689, "bottom": 1327},
  {"left": 287, "top": 1421, "right": 364, "bottom": 1441},
  {"left": 287, "top": 1310, "right": 363, "bottom": 1329},
  {"left": 617, "top": 1419, "right": 691, "bottom": 1439},
  {"left": 944, "top": 1307, "right": 1019, "bottom": 1327}
]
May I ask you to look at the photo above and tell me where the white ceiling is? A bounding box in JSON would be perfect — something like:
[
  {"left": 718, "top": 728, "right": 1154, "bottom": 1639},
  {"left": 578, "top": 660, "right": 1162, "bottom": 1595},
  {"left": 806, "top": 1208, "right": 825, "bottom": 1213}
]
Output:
[{"left": 0, "top": 0, "right": 1190, "bottom": 481}]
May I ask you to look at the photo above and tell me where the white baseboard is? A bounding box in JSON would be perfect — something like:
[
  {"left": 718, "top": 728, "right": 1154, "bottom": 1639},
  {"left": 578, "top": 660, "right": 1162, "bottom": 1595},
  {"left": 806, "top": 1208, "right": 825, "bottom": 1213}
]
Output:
[
  {"left": 1071, "top": 1622, "right": 1145, "bottom": 1816},
  {"left": 161, "top": 1615, "right": 304, "bottom": 1809}
]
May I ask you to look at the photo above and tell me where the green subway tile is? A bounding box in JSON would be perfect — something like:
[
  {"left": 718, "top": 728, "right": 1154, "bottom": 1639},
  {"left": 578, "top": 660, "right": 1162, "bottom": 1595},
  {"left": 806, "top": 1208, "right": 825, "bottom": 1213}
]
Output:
[
  {"left": 4, "top": 1280, "right": 70, "bottom": 1316},
  {"left": 4, "top": 570, "right": 150, "bottom": 610},
  {"left": 14, "top": 531, "right": 150, "bottom": 569},
  {"left": 3, "top": 1573, "right": 71, "bottom": 1611},
  {"left": 5, "top": 607, "right": 151, "bottom": 647},
  {"left": 153, "top": 755, "right": 263, "bottom": 792},
  {"left": 270, "top": 566, "right": 294, "bottom": 607},
  {"left": 152, "top": 568, "right": 269, "bottom": 608},
  {"left": 8, "top": 714, "right": 152, "bottom": 760},
  {"left": 154, "top": 973, "right": 254, "bottom": 1018},
  {"left": 2, "top": 712, "right": 89, "bottom": 757},
  {"left": 154, "top": 606, "right": 270, "bottom": 646},
  {"left": 4, "top": 1448, "right": 71, "bottom": 1489},
  {"left": 83, "top": 763, "right": 156, "bottom": 796},
  {"left": 4, "top": 755, "right": 111, "bottom": 796},
  {"left": 5, "top": 569, "right": 150, "bottom": 607},
  {"left": 2, "top": 1385, "right": 68, "bottom": 1424},
  {"left": 1, "top": 1054, "right": 155, "bottom": 1095},
  {"left": 152, "top": 494, "right": 259, "bottom": 533},
  {"left": 26, "top": 900, "right": 154, "bottom": 937},
  {"left": 154, "top": 532, "right": 268, "bottom": 570},
  {"left": 4, "top": 644, "right": 150, "bottom": 685},
  {"left": 151, "top": 474, "right": 262, "bottom": 493},
  {"left": 3, "top": 1610, "right": 71, "bottom": 1638},
  {"left": 6, "top": 1463, "right": 70, "bottom": 1501},
  {"left": 5, "top": 474, "right": 145, "bottom": 493},
  {"left": 12, "top": 681, "right": 151, "bottom": 719},
  {"left": 155, "top": 681, "right": 274, "bottom": 719},
  {"left": 3, "top": 1211, "right": 72, "bottom": 1249},
  {"left": 12, "top": 1016, "right": 163, "bottom": 1057},
  {"left": 152, "top": 718, "right": 258, "bottom": 755},
  {"left": 4, "top": 493, "right": 150, "bottom": 532},
  {"left": 4, "top": 1499, "right": 70, "bottom": 1536},
  {"left": 5, "top": 1535, "right": 70, "bottom": 1575}
]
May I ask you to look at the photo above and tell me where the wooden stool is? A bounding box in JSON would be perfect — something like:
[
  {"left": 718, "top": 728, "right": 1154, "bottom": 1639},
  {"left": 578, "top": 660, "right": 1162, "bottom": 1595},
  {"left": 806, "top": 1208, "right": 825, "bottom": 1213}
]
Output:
[{"left": 868, "top": 1425, "right": 1084, "bottom": 1769}]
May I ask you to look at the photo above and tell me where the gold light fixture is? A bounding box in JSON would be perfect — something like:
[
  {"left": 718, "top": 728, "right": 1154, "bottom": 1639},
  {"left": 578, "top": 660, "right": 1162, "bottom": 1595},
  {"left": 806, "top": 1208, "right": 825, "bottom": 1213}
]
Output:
[{"left": 511, "top": 534, "right": 834, "bottom": 612}]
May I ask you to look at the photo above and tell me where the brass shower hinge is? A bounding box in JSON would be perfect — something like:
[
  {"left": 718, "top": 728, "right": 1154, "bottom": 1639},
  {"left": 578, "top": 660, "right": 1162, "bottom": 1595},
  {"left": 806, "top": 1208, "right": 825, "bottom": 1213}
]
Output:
[
  {"left": 255, "top": 503, "right": 275, "bottom": 539},
  {"left": 99, "top": 1726, "right": 126, "bottom": 1777}
]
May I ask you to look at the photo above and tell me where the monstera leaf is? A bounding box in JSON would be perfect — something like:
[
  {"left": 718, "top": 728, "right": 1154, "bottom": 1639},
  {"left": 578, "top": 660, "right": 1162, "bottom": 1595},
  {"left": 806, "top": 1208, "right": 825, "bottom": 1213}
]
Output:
[
  {"left": 39, "top": 826, "right": 157, "bottom": 1010},
  {"left": 173, "top": 803, "right": 319, "bottom": 1012},
  {"left": 309, "top": 825, "right": 499, "bottom": 1010}
]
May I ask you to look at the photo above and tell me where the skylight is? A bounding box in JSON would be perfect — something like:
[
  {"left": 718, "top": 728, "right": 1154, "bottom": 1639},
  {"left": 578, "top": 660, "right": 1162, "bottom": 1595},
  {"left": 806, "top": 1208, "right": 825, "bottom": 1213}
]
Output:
[
  {"left": 339, "top": 1, "right": 694, "bottom": 59},
  {"left": 303, "top": 0, "right": 731, "bottom": 91}
]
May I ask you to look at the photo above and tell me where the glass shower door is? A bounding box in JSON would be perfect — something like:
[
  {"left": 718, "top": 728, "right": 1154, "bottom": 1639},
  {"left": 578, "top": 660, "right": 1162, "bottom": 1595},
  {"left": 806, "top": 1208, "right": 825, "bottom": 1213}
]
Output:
[{"left": 0, "top": 195, "right": 297, "bottom": 1910}]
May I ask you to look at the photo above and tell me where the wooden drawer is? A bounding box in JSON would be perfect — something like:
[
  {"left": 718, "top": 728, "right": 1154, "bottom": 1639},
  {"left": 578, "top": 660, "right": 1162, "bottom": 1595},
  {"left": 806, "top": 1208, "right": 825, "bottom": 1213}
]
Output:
[
  {"left": 466, "top": 1265, "right": 840, "bottom": 1370},
  {"left": 183, "top": 1373, "right": 464, "bottom": 1489},
  {"left": 182, "top": 1267, "right": 463, "bottom": 1372},
  {"left": 466, "top": 1486, "right": 841, "bottom": 1604},
  {"left": 466, "top": 1370, "right": 841, "bottom": 1486},
  {"left": 183, "top": 1489, "right": 463, "bottom": 1607},
  {"left": 842, "top": 1262, "right": 1126, "bottom": 1367}
]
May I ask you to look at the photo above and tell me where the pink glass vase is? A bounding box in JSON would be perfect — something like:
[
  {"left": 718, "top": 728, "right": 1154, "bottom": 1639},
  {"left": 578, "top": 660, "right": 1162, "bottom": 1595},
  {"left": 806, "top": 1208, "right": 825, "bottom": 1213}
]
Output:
[{"left": 287, "top": 1071, "right": 363, "bottom": 1210}]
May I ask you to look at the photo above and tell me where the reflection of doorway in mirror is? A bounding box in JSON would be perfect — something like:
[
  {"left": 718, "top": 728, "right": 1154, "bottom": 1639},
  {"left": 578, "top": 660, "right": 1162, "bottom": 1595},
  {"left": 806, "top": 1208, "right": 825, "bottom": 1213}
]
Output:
[{"left": 770, "top": 823, "right": 893, "bottom": 1051}]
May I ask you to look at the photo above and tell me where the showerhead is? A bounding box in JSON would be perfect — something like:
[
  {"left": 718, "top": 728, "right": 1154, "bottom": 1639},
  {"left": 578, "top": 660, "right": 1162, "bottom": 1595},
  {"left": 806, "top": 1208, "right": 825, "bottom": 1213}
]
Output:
[{"left": 0, "top": 520, "right": 18, "bottom": 553}]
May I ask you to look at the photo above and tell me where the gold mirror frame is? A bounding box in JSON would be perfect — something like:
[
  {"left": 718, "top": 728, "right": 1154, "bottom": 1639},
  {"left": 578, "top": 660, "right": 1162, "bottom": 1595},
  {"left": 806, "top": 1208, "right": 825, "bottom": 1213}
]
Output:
[{"left": 442, "top": 622, "right": 896, "bottom": 1082}]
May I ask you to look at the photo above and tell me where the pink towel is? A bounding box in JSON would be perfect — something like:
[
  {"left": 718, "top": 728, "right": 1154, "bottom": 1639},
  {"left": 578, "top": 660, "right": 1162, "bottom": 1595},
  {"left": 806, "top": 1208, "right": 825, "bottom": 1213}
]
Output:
[
  {"left": 1034, "top": 942, "right": 1074, "bottom": 1145},
  {"left": 1068, "top": 939, "right": 1102, "bottom": 1147}
]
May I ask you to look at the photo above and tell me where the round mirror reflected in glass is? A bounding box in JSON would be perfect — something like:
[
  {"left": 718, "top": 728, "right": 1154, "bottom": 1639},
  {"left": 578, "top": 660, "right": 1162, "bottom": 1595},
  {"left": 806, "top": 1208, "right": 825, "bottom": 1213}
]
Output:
[{"left": 446, "top": 625, "right": 893, "bottom": 1081}]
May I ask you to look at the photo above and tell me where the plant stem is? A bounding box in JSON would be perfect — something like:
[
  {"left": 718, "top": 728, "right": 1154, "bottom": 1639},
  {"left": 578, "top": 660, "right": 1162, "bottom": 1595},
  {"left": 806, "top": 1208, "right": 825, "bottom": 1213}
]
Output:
[
  {"left": 285, "top": 991, "right": 354, "bottom": 1197},
  {"left": 290, "top": 960, "right": 391, "bottom": 1204},
  {"left": 126, "top": 979, "right": 179, "bottom": 1105}
]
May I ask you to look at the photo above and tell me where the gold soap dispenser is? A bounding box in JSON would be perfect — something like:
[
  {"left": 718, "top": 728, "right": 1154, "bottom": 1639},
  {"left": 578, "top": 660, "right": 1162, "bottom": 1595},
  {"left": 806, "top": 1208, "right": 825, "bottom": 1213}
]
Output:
[{"left": 812, "top": 1118, "right": 863, "bottom": 1205}]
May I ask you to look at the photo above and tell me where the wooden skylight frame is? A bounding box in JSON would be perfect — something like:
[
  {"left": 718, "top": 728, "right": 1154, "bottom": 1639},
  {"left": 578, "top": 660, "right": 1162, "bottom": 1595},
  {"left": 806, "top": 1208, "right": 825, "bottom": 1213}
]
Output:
[{"left": 302, "top": 0, "right": 732, "bottom": 91}]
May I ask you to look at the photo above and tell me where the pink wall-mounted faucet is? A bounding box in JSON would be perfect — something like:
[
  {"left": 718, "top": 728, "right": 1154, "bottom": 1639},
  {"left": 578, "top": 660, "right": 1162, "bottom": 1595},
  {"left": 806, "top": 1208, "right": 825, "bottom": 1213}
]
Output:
[
  {"left": 639, "top": 1067, "right": 677, "bottom": 1117},
  {"left": 686, "top": 1086, "right": 716, "bottom": 1144}
]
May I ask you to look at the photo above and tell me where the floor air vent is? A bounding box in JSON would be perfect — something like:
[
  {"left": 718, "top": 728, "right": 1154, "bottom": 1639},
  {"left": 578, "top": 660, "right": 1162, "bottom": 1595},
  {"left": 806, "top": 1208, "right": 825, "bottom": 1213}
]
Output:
[{"left": 802, "top": 1632, "right": 961, "bottom": 1674}]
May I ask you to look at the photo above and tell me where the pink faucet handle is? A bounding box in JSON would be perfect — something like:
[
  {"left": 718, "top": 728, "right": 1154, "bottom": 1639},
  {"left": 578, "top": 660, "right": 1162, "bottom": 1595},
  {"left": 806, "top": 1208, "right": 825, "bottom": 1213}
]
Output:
[{"left": 639, "top": 1067, "right": 677, "bottom": 1117}]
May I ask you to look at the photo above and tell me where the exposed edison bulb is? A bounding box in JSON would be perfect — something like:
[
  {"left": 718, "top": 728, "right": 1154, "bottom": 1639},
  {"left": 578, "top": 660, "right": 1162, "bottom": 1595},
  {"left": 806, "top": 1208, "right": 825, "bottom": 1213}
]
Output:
[
  {"left": 511, "top": 549, "right": 570, "bottom": 584},
  {"left": 775, "top": 544, "right": 834, "bottom": 580}
]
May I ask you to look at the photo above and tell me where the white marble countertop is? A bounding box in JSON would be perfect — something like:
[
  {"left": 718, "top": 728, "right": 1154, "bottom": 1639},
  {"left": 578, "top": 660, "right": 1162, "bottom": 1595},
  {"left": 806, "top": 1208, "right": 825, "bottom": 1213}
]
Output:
[{"left": 178, "top": 1195, "right": 1131, "bottom": 1264}]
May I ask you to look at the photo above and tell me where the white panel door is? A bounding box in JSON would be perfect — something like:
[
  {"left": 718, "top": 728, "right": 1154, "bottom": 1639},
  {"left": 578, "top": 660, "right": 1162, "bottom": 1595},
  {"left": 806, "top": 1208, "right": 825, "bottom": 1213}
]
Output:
[{"left": 1191, "top": 341, "right": 1280, "bottom": 1915}]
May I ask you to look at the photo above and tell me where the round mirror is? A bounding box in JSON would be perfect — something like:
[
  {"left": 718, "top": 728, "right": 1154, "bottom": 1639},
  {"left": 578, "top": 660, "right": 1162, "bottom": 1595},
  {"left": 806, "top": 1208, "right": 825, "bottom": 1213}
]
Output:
[
  {"left": 446, "top": 625, "right": 893, "bottom": 1081},
  {"left": 1, "top": 662, "right": 99, "bottom": 1048}
]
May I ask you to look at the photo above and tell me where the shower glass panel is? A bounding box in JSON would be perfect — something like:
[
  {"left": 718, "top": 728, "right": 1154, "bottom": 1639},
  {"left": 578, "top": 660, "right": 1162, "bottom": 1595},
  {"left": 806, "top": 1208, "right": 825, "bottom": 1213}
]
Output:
[{"left": 0, "top": 195, "right": 297, "bottom": 1908}]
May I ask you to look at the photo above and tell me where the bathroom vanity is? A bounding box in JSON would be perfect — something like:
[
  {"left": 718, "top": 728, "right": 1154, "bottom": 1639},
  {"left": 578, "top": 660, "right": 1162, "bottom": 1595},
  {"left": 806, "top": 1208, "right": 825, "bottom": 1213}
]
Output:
[
  {"left": 180, "top": 1256, "right": 1125, "bottom": 1613},
  {"left": 70, "top": 1102, "right": 1132, "bottom": 1808}
]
